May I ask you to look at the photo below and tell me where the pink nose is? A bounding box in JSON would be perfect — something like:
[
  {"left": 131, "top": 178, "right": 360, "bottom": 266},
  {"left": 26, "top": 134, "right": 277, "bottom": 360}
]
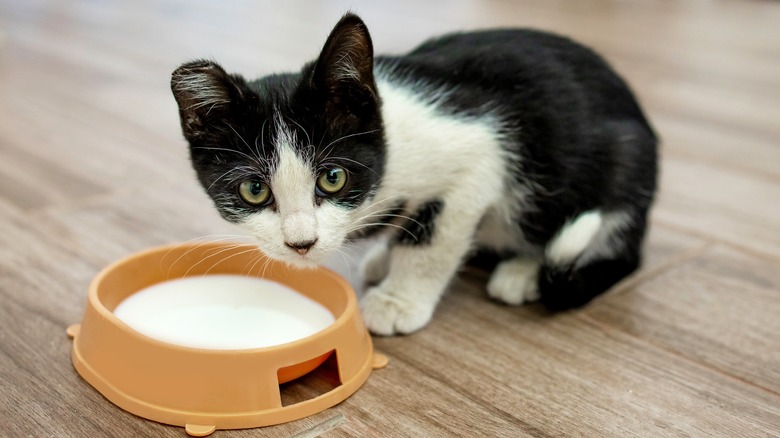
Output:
[{"left": 285, "top": 239, "right": 318, "bottom": 255}]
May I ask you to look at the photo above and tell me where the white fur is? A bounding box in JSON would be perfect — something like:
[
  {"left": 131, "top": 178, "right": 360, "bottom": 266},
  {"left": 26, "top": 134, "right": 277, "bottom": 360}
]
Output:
[
  {"left": 172, "top": 71, "right": 230, "bottom": 111},
  {"left": 546, "top": 210, "right": 604, "bottom": 265},
  {"left": 487, "top": 257, "right": 541, "bottom": 305},
  {"left": 358, "top": 77, "right": 509, "bottom": 335},
  {"left": 333, "top": 52, "right": 361, "bottom": 82},
  {"left": 237, "top": 75, "right": 518, "bottom": 334},
  {"left": 573, "top": 210, "right": 634, "bottom": 267},
  {"left": 240, "top": 120, "right": 351, "bottom": 268},
  {"left": 545, "top": 210, "right": 633, "bottom": 267},
  {"left": 360, "top": 239, "right": 390, "bottom": 285},
  {"left": 473, "top": 201, "right": 539, "bottom": 256}
]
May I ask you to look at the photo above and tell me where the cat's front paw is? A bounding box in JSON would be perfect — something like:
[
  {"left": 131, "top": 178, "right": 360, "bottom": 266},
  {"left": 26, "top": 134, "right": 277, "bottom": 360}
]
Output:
[
  {"left": 487, "top": 257, "right": 541, "bottom": 305},
  {"left": 360, "top": 286, "right": 435, "bottom": 336}
]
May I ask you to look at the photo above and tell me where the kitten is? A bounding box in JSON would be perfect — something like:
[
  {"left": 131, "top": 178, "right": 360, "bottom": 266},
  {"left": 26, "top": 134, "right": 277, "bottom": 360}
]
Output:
[{"left": 171, "top": 13, "right": 658, "bottom": 335}]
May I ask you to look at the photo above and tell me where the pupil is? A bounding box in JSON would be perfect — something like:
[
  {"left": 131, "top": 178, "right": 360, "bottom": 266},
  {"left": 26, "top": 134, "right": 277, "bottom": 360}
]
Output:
[
  {"left": 327, "top": 170, "right": 339, "bottom": 184},
  {"left": 250, "top": 182, "right": 263, "bottom": 196}
]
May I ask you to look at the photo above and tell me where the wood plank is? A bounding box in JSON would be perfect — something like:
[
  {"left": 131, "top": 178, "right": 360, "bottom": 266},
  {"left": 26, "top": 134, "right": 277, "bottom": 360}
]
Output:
[
  {"left": 365, "top": 274, "right": 780, "bottom": 437},
  {"left": 586, "top": 243, "right": 780, "bottom": 392},
  {"left": 653, "top": 157, "right": 780, "bottom": 259},
  {"left": 653, "top": 114, "right": 780, "bottom": 182},
  {"left": 2, "top": 0, "right": 780, "bottom": 437},
  {"left": 32, "top": 180, "right": 238, "bottom": 263}
]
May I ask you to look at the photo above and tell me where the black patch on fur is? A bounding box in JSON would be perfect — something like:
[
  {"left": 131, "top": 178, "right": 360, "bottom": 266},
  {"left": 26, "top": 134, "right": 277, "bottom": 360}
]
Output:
[
  {"left": 396, "top": 200, "right": 444, "bottom": 245},
  {"left": 170, "top": 14, "right": 386, "bottom": 223},
  {"left": 539, "top": 256, "right": 640, "bottom": 310},
  {"left": 373, "top": 28, "right": 657, "bottom": 306},
  {"left": 538, "top": 213, "right": 648, "bottom": 310},
  {"left": 374, "top": 29, "right": 657, "bottom": 244},
  {"left": 349, "top": 200, "right": 407, "bottom": 239}
]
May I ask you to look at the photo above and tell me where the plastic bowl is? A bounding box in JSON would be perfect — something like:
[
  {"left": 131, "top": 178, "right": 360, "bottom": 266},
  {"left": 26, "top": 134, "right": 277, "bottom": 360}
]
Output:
[{"left": 68, "top": 242, "right": 385, "bottom": 436}]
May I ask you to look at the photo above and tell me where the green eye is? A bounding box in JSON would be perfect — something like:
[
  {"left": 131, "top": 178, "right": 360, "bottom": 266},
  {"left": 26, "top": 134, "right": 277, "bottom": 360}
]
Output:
[
  {"left": 238, "top": 179, "right": 272, "bottom": 206},
  {"left": 316, "top": 167, "right": 348, "bottom": 195}
]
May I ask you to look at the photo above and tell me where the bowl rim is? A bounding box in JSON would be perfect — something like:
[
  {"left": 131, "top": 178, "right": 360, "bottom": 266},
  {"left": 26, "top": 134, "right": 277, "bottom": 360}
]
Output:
[
  {"left": 88, "top": 241, "right": 358, "bottom": 356},
  {"left": 71, "top": 241, "right": 380, "bottom": 434}
]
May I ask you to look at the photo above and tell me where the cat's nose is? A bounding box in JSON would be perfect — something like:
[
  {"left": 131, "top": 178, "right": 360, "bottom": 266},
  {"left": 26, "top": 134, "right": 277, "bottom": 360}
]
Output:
[{"left": 285, "top": 239, "right": 318, "bottom": 255}]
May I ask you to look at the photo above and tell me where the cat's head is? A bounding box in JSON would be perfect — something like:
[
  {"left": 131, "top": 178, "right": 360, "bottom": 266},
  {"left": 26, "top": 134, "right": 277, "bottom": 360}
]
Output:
[{"left": 171, "top": 14, "right": 384, "bottom": 268}]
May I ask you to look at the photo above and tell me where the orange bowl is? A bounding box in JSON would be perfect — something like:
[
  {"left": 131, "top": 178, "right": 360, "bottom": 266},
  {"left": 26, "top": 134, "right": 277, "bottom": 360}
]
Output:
[{"left": 68, "top": 242, "right": 383, "bottom": 436}]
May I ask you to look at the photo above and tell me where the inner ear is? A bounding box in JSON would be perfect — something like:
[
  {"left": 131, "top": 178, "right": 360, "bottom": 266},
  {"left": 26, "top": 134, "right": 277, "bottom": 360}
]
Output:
[
  {"left": 312, "top": 13, "right": 378, "bottom": 115},
  {"left": 171, "top": 60, "right": 246, "bottom": 140}
]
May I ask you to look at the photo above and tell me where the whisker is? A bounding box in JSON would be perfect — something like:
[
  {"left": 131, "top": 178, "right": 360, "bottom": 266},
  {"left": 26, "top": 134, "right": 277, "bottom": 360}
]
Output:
[
  {"left": 360, "top": 212, "right": 424, "bottom": 228},
  {"left": 361, "top": 193, "right": 408, "bottom": 207},
  {"left": 244, "top": 252, "right": 267, "bottom": 276},
  {"left": 333, "top": 248, "right": 354, "bottom": 280},
  {"left": 348, "top": 195, "right": 408, "bottom": 220},
  {"left": 192, "top": 146, "right": 262, "bottom": 167},
  {"left": 285, "top": 116, "right": 312, "bottom": 149},
  {"left": 254, "top": 117, "right": 270, "bottom": 167},
  {"left": 207, "top": 166, "right": 261, "bottom": 191},
  {"left": 341, "top": 243, "right": 363, "bottom": 269},
  {"left": 346, "top": 221, "right": 418, "bottom": 242},
  {"left": 321, "top": 156, "right": 378, "bottom": 175},
  {"left": 260, "top": 253, "right": 275, "bottom": 278},
  {"left": 162, "top": 234, "right": 254, "bottom": 277},
  {"left": 318, "top": 128, "right": 380, "bottom": 161},
  {"left": 226, "top": 123, "right": 251, "bottom": 150},
  {"left": 192, "top": 246, "right": 260, "bottom": 278}
]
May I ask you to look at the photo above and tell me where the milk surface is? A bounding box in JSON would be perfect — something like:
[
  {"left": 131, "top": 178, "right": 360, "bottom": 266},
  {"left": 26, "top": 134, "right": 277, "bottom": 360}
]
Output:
[{"left": 113, "top": 275, "right": 335, "bottom": 350}]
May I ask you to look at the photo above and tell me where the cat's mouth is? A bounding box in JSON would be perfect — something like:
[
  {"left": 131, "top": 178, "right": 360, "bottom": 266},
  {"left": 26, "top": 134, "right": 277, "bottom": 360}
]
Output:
[{"left": 264, "top": 246, "right": 323, "bottom": 270}]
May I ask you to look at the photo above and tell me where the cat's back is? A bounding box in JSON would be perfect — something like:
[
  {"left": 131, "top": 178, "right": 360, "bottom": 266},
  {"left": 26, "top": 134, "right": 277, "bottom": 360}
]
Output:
[
  {"left": 375, "top": 28, "right": 652, "bottom": 135},
  {"left": 382, "top": 29, "right": 609, "bottom": 82},
  {"left": 409, "top": 28, "right": 591, "bottom": 61}
]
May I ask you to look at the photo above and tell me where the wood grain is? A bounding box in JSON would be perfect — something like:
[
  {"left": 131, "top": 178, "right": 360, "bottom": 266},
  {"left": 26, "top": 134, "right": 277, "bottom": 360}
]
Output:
[
  {"left": 586, "top": 244, "right": 780, "bottom": 391},
  {"left": 1, "top": 0, "right": 780, "bottom": 437}
]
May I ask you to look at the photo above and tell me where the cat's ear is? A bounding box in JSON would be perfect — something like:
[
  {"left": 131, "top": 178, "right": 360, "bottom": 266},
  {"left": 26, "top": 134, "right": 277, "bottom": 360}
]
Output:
[
  {"left": 171, "top": 60, "right": 246, "bottom": 140},
  {"left": 312, "top": 13, "right": 378, "bottom": 119}
]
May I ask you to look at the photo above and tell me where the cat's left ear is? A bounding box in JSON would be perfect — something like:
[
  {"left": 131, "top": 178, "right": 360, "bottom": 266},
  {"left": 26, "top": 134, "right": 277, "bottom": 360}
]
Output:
[
  {"left": 312, "top": 13, "right": 378, "bottom": 120},
  {"left": 171, "top": 60, "right": 247, "bottom": 141}
]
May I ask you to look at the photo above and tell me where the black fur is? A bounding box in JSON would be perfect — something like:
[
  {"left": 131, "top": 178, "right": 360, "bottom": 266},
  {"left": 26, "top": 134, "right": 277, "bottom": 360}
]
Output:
[
  {"left": 374, "top": 29, "right": 656, "bottom": 238},
  {"left": 170, "top": 15, "right": 385, "bottom": 222},
  {"left": 171, "top": 13, "right": 657, "bottom": 311},
  {"left": 355, "top": 200, "right": 407, "bottom": 238},
  {"left": 372, "top": 27, "right": 657, "bottom": 308},
  {"left": 396, "top": 199, "right": 444, "bottom": 246}
]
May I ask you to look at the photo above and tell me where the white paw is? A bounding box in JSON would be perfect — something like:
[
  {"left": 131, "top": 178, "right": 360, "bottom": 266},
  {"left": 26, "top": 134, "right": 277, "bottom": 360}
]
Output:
[
  {"left": 360, "top": 242, "right": 390, "bottom": 285},
  {"left": 360, "top": 286, "right": 436, "bottom": 336},
  {"left": 487, "top": 258, "right": 541, "bottom": 305}
]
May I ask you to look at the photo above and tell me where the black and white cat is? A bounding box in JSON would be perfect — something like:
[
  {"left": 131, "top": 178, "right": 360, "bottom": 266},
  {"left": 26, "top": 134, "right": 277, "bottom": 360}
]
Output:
[{"left": 171, "top": 13, "right": 657, "bottom": 335}]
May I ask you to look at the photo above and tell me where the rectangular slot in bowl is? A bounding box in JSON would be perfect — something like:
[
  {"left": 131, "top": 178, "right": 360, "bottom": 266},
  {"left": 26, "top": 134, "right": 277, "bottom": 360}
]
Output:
[{"left": 279, "top": 352, "right": 342, "bottom": 407}]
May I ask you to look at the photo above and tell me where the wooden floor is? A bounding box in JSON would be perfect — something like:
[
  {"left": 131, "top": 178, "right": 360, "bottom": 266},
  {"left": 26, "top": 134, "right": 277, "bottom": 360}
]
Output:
[{"left": 2, "top": 1, "right": 779, "bottom": 436}]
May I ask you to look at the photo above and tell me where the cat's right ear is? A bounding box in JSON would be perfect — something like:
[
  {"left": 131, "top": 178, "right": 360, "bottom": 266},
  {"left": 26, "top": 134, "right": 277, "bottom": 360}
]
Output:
[
  {"left": 311, "top": 13, "right": 378, "bottom": 121},
  {"left": 171, "top": 60, "right": 245, "bottom": 140}
]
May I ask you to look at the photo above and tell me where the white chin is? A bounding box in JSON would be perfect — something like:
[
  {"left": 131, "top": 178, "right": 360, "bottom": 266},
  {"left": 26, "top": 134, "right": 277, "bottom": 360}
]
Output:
[
  {"left": 286, "top": 256, "right": 321, "bottom": 269},
  {"left": 268, "top": 251, "right": 322, "bottom": 269}
]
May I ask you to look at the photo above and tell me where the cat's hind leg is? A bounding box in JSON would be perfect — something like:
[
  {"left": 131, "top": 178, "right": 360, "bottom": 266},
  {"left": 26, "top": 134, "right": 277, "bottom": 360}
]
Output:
[
  {"left": 538, "top": 209, "right": 645, "bottom": 310},
  {"left": 487, "top": 257, "right": 541, "bottom": 305}
]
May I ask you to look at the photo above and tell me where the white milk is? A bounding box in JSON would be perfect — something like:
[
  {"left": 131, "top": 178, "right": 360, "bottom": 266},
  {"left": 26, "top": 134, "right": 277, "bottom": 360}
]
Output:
[{"left": 113, "top": 275, "right": 335, "bottom": 350}]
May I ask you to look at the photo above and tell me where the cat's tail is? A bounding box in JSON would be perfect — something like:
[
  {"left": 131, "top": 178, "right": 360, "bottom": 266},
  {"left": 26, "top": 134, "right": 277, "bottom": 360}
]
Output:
[
  {"left": 536, "top": 119, "right": 656, "bottom": 310},
  {"left": 536, "top": 209, "right": 646, "bottom": 310}
]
